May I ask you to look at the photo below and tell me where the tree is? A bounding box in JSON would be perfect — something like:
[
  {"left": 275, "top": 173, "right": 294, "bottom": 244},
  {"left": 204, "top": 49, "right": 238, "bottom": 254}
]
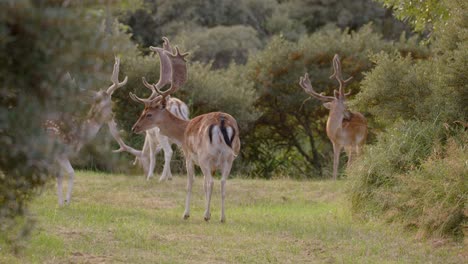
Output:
[
  {"left": 174, "top": 25, "right": 262, "bottom": 69},
  {"left": 375, "top": 0, "right": 449, "bottom": 33}
]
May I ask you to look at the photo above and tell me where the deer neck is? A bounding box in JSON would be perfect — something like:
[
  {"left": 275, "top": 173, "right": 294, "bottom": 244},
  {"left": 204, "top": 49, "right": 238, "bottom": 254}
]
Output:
[
  {"left": 156, "top": 109, "right": 189, "bottom": 146},
  {"left": 326, "top": 108, "right": 344, "bottom": 138},
  {"left": 79, "top": 118, "right": 103, "bottom": 144}
]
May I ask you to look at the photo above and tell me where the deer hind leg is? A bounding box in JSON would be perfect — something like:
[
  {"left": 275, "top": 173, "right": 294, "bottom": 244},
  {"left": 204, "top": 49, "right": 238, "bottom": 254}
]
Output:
[
  {"left": 346, "top": 146, "right": 353, "bottom": 167},
  {"left": 159, "top": 135, "right": 173, "bottom": 182},
  {"left": 220, "top": 161, "right": 233, "bottom": 223},
  {"left": 183, "top": 158, "right": 195, "bottom": 220},
  {"left": 58, "top": 158, "right": 75, "bottom": 205},
  {"left": 356, "top": 145, "right": 362, "bottom": 157},
  {"left": 332, "top": 143, "right": 342, "bottom": 180},
  {"left": 200, "top": 164, "right": 214, "bottom": 222}
]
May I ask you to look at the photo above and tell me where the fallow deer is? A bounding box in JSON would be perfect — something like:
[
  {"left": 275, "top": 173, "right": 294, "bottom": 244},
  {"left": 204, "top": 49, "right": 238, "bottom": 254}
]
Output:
[
  {"left": 130, "top": 46, "right": 240, "bottom": 222},
  {"left": 112, "top": 37, "right": 189, "bottom": 181},
  {"left": 299, "top": 54, "right": 367, "bottom": 180},
  {"left": 46, "top": 57, "right": 127, "bottom": 205}
]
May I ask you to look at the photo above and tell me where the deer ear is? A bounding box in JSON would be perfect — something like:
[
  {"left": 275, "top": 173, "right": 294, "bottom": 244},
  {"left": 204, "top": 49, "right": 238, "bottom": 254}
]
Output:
[{"left": 323, "top": 102, "right": 332, "bottom": 109}]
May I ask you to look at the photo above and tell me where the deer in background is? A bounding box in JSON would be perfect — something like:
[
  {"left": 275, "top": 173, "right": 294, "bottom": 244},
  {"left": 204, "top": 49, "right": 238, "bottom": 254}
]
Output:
[
  {"left": 46, "top": 57, "right": 127, "bottom": 205},
  {"left": 112, "top": 37, "right": 189, "bottom": 181},
  {"left": 130, "top": 46, "right": 240, "bottom": 223},
  {"left": 299, "top": 54, "right": 367, "bottom": 180}
]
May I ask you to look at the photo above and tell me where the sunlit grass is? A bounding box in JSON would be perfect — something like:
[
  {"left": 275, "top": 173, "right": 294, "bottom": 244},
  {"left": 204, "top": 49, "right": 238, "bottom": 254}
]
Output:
[{"left": 1, "top": 171, "right": 465, "bottom": 263}]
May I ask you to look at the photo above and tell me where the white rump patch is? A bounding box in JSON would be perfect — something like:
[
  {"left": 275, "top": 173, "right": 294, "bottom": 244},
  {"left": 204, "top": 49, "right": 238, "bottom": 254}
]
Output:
[
  {"left": 211, "top": 125, "right": 223, "bottom": 145},
  {"left": 226, "top": 126, "right": 233, "bottom": 141}
]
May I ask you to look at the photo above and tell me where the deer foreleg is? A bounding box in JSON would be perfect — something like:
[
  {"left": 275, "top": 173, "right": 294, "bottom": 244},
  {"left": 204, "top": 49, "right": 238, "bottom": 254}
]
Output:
[
  {"left": 332, "top": 143, "right": 342, "bottom": 180},
  {"left": 58, "top": 158, "right": 75, "bottom": 205},
  {"left": 158, "top": 135, "right": 173, "bottom": 182},
  {"left": 56, "top": 168, "right": 64, "bottom": 206},
  {"left": 146, "top": 136, "right": 156, "bottom": 181},
  {"left": 183, "top": 159, "right": 195, "bottom": 220}
]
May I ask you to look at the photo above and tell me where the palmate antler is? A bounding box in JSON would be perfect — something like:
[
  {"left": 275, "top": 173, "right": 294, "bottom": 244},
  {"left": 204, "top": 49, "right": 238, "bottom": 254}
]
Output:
[
  {"left": 329, "top": 54, "right": 352, "bottom": 98},
  {"left": 131, "top": 38, "right": 189, "bottom": 105},
  {"left": 140, "top": 37, "right": 174, "bottom": 100},
  {"left": 156, "top": 46, "right": 189, "bottom": 98}
]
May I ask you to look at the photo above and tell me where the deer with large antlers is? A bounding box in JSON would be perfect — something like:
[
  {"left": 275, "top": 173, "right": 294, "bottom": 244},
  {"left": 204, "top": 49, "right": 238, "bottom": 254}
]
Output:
[
  {"left": 45, "top": 57, "right": 127, "bottom": 205},
  {"left": 130, "top": 45, "right": 240, "bottom": 223},
  {"left": 299, "top": 54, "right": 367, "bottom": 180},
  {"left": 112, "top": 37, "right": 189, "bottom": 181}
]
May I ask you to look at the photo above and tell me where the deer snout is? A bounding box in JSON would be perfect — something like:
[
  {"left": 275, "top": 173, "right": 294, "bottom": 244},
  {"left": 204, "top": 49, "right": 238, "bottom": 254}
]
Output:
[{"left": 132, "top": 124, "right": 141, "bottom": 134}]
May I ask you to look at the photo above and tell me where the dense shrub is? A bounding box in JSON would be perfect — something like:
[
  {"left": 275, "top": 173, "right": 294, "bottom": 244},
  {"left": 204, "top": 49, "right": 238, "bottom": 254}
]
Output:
[{"left": 348, "top": 122, "right": 466, "bottom": 238}]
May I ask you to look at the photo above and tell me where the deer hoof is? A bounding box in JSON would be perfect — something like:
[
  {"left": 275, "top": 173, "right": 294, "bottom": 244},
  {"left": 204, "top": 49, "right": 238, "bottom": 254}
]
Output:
[
  {"left": 183, "top": 214, "right": 190, "bottom": 220},
  {"left": 204, "top": 213, "right": 211, "bottom": 222}
]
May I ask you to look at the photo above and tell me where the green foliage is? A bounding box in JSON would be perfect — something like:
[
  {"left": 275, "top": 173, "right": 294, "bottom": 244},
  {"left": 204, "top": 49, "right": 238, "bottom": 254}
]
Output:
[
  {"left": 376, "top": 0, "right": 449, "bottom": 32},
  {"left": 396, "top": 137, "right": 467, "bottom": 238},
  {"left": 284, "top": 0, "right": 409, "bottom": 37},
  {"left": 348, "top": 0, "right": 467, "bottom": 239},
  {"left": 348, "top": 120, "right": 444, "bottom": 201},
  {"left": 120, "top": 0, "right": 408, "bottom": 64},
  {"left": 348, "top": 121, "right": 466, "bottom": 238},
  {"left": 353, "top": 53, "right": 431, "bottom": 126},
  {"left": 174, "top": 25, "right": 263, "bottom": 69},
  {"left": 0, "top": 0, "right": 139, "bottom": 247},
  {"left": 182, "top": 63, "right": 258, "bottom": 127}
]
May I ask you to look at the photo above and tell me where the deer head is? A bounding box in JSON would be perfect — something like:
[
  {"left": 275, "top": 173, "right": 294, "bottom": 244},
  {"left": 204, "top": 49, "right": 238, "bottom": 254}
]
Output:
[
  {"left": 89, "top": 56, "right": 128, "bottom": 123},
  {"left": 131, "top": 43, "right": 189, "bottom": 134},
  {"left": 299, "top": 54, "right": 352, "bottom": 117}
]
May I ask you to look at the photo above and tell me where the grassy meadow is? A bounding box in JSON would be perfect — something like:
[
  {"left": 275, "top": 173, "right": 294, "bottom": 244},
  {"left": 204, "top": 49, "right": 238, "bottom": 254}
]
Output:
[{"left": 1, "top": 171, "right": 466, "bottom": 263}]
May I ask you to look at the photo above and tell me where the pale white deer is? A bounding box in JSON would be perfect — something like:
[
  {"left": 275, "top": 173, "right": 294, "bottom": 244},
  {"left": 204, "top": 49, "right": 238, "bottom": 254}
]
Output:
[
  {"left": 299, "top": 54, "right": 367, "bottom": 180},
  {"left": 112, "top": 37, "right": 189, "bottom": 181},
  {"left": 46, "top": 57, "right": 127, "bottom": 205},
  {"left": 130, "top": 46, "right": 240, "bottom": 222}
]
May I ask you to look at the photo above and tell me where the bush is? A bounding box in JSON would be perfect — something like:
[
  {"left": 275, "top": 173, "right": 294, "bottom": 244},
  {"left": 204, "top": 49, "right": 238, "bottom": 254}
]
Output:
[
  {"left": 348, "top": 121, "right": 466, "bottom": 238},
  {"left": 0, "top": 1, "right": 140, "bottom": 248}
]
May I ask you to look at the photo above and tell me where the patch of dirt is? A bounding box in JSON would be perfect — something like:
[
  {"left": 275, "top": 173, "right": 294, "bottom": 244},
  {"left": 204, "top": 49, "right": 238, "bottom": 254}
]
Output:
[{"left": 68, "top": 252, "right": 112, "bottom": 264}]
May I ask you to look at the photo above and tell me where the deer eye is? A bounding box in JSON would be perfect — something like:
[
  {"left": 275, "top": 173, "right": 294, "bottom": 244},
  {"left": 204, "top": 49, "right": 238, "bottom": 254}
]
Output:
[{"left": 146, "top": 113, "right": 152, "bottom": 118}]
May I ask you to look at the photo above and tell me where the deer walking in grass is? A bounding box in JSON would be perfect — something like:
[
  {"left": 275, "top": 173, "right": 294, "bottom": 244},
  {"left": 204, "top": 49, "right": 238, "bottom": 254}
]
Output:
[
  {"left": 130, "top": 45, "right": 240, "bottom": 222},
  {"left": 299, "top": 54, "right": 367, "bottom": 180},
  {"left": 45, "top": 57, "right": 127, "bottom": 205},
  {"left": 112, "top": 38, "right": 189, "bottom": 181}
]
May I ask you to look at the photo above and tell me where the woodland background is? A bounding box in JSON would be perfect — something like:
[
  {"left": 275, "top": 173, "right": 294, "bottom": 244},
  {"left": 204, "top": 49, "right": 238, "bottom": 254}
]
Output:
[{"left": 0, "top": 0, "right": 466, "bottom": 244}]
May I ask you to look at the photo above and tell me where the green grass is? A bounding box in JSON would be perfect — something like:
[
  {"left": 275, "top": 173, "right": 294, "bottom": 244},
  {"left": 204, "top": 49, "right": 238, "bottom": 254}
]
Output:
[{"left": 1, "top": 171, "right": 465, "bottom": 263}]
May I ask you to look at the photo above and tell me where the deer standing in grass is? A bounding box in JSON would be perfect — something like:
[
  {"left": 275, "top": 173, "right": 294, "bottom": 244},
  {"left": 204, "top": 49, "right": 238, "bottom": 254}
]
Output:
[
  {"left": 299, "top": 54, "right": 367, "bottom": 180},
  {"left": 130, "top": 46, "right": 240, "bottom": 222},
  {"left": 46, "top": 57, "right": 127, "bottom": 205},
  {"left": 112, "top": 37, "right": 189, "bottom": 181}
]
